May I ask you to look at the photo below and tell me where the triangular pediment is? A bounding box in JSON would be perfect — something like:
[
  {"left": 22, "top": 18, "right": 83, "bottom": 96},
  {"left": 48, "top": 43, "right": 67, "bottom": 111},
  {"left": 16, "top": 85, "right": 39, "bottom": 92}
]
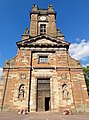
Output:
[
  {"left": 33, "top": 38, "right": 57, "bottom": 44},
  {"left": 17, "top": 35, "right": 70, "bottom": 47}
]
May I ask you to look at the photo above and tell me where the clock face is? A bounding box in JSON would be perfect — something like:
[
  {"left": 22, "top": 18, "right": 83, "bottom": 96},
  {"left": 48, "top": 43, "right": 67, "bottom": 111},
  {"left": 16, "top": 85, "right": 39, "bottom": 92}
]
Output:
[{"left": 40, "top": 16, "right": 46, "bottom": 21}]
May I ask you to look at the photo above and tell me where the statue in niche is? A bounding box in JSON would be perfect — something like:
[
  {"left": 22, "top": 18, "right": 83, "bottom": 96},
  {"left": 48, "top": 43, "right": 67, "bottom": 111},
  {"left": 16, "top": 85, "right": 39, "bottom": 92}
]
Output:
[
  {"left": 24, "top": 28, "right": 29, "bottom": 34},
  {"left": 62, "top": 84, "right": 69, "bottom": 99},
  {"left": 18, "top": 84, "right": 25, "bottom": 101}
]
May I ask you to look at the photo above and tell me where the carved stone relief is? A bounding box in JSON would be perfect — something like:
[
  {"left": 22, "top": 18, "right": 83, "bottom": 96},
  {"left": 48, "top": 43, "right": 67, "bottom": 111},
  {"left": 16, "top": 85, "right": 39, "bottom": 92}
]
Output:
[
  {"left": 61, "top": 73, "right": 67, "bottom": 80},
  {"left": 20, "top": 74, "right": 26, "bottom": 80}
]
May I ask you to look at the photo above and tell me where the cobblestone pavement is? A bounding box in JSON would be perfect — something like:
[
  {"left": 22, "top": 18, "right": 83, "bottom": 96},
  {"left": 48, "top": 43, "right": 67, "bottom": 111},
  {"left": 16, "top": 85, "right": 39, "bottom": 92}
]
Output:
[{"left": 0, "top": 112, "right": 89, "bottom": 120}]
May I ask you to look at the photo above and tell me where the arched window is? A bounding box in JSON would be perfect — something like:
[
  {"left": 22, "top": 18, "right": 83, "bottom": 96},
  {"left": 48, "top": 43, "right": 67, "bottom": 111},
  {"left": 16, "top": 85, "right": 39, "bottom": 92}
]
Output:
[{"left": 18, "top": 84, "right": 25, "bottom": 101}]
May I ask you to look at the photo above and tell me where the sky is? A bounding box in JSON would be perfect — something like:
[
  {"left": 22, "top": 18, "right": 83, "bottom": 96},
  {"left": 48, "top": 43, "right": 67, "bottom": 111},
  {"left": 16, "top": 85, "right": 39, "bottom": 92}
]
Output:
[{"left": 0, "top": 0, "right": 89, "bottom": 79}]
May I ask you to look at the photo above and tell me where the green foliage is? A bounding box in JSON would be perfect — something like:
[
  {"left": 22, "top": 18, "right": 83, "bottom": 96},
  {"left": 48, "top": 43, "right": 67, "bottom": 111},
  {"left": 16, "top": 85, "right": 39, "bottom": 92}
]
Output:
[{"left": 83, "top": 66, "right": 89, "bottom": 95}]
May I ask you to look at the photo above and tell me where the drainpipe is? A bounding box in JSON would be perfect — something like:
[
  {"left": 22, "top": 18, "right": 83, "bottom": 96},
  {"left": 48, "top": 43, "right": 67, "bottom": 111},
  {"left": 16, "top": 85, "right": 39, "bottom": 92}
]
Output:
[
  {"left": 28, "top": 51, "right": 32, "bottom": 112},
  {"left": 1, "top": 62, "right": 10, "bottom": 111}
]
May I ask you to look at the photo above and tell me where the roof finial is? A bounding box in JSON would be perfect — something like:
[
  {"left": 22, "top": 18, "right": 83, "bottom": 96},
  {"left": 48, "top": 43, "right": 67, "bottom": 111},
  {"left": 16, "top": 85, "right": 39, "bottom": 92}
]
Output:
[
  {"left": 48, "top": 4, "right": 53, "bottom": 8},
  {"left": 32, "top": 4, "right": 38, "bottom": 11},
  {"left": 32, "top": 4, "right": 38, "bottom": 8},
  {"left": 57, "top": 28, "right": 64, "bottom": 37},
  {"left": 48, "top": 4, "right": 54, "bottom": 12}
]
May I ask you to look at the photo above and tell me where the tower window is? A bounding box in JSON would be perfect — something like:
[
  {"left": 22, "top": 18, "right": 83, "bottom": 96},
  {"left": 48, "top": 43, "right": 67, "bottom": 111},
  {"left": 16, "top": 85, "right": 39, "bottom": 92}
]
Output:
[
  {"left": 40, "top": 24, "right": 46, "bottom": 35},
  {"left": 39, "top": 56, "right": 48, "bottom": 63}
]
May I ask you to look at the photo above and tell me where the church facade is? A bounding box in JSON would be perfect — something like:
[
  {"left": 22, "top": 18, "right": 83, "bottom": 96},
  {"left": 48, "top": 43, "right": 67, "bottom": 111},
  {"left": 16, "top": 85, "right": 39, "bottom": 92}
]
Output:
[{"left": 0, "top": 4, "right": 89, "bottom": 112}]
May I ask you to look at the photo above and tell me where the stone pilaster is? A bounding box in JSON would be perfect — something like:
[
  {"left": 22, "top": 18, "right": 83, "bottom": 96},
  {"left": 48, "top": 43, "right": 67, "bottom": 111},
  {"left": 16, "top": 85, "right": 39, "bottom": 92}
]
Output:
[
  {"left": 30, "top": 14, "right": 38, "bottom": 36},
  {"left": 50, "top": 76, "right": 59, "bottom": 111},
  {"left": 30, "top": 76, "right": 37, "bottom": 112}
]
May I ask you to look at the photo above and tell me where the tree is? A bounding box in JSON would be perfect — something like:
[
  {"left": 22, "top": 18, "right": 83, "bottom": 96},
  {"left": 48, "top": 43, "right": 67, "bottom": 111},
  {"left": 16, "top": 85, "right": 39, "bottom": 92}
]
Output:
[{"left": 83, "top": 66, "right": 89, "bottom": 95}]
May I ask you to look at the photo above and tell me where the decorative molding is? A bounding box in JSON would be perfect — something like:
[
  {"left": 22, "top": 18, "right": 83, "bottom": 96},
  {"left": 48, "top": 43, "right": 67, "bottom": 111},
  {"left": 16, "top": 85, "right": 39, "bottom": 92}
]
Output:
[
  {"left": 61, "top": 73, "right": 67, "bottom": 80},
  {"left": 20, "top": 74, "right": 27, "bottom": 80}
]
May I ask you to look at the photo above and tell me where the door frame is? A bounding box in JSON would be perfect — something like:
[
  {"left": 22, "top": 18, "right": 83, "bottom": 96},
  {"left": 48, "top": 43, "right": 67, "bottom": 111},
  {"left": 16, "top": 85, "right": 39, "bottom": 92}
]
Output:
[{"left": 36, "top": 78, "right": 50, "bottom": 111}]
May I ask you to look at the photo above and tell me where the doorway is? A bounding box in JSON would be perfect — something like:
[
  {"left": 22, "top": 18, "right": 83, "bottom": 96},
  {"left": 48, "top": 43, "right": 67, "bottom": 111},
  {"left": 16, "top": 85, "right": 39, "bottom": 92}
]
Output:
[
  {"left": 37, "top": 78, "right": 50, "bottom": 111},
  {"left": 45, "top": 97, "right": 50, "bottom": 111}
]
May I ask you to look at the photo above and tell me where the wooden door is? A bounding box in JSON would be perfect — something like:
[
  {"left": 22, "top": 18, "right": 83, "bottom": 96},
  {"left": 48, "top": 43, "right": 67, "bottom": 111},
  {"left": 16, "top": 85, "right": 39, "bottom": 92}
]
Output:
[{"left": 37, "top": 78, "right": 50, "bottom": 111}]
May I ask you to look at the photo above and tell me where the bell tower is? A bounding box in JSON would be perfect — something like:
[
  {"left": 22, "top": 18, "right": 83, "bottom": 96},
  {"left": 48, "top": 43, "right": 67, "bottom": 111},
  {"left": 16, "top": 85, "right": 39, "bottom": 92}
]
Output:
[{"left": 30, "top": 4, "right": 57, "bottom": 37}]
